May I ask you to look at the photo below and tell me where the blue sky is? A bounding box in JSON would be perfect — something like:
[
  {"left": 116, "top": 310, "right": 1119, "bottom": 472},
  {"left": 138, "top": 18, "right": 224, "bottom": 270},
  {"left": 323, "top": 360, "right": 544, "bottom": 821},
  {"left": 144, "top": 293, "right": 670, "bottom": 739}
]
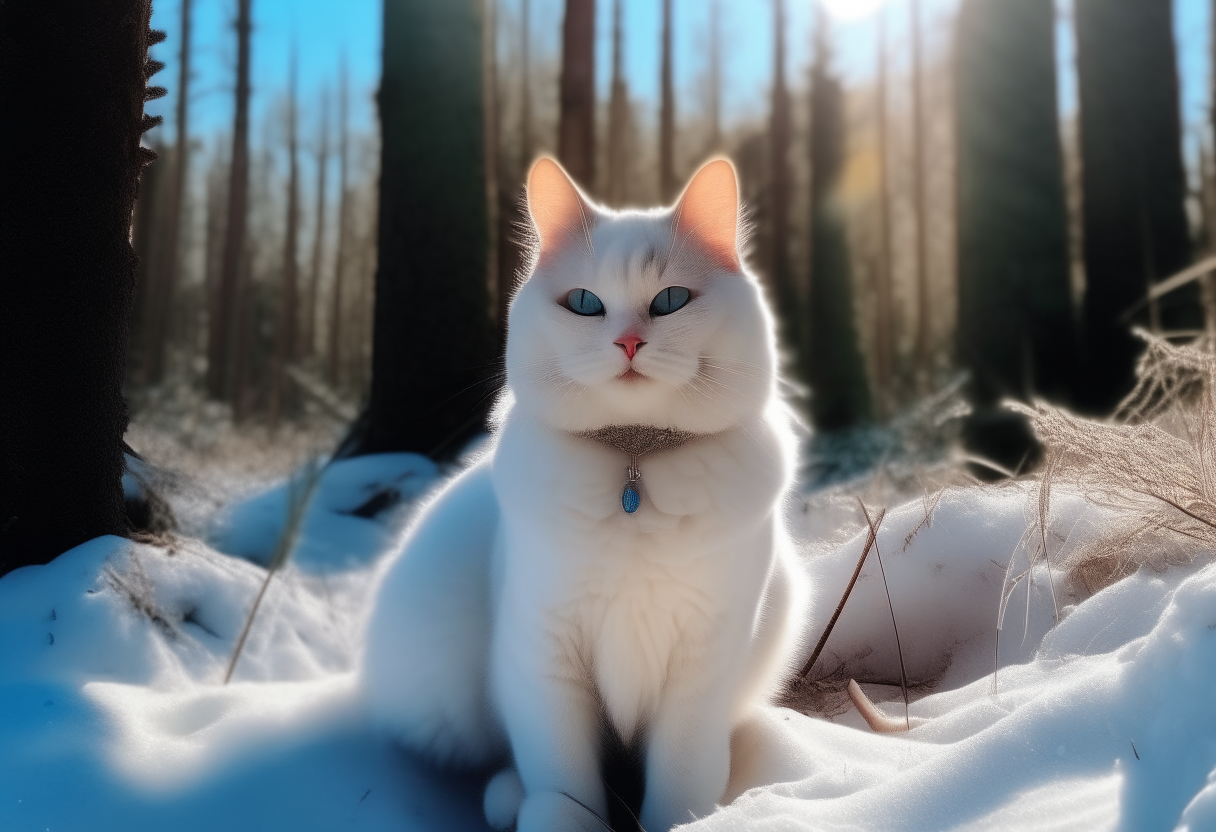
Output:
[{"left": 147, "top": 0, "right": 1214, "bottom": 170}]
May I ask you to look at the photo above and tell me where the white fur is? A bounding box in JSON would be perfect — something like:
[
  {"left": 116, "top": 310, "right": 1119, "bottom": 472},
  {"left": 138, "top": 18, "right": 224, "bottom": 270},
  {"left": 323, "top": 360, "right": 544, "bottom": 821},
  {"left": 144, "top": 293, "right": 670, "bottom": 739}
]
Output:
[{"left": 363, "top": 161, "right": 809, "bottom": 832}]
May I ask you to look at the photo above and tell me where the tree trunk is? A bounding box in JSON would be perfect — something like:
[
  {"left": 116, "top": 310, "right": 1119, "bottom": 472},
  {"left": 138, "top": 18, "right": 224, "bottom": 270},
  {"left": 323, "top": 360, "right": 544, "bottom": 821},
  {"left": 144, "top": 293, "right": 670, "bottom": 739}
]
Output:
[
  {"left": 806, "top": 14, "right": 871, "bottom": 431},
  {"left": 768, "top": 0, "right": 799, "bottom": 374},
  {"left": 659, "top": 0, "right": 676, "bottom": 203},
  {"left": 910, "top": 0, "right": 931, "bottom": 391},
  {"left": 270, "top": 53, "right": 301, "bottom": 428},
  {"left": 607, "top": 0, "right": 629, "bottom": 206},
  {"left": 1074, "top": 0, "right": 1195, "bottom": 413},
  {"left": 0, "top": 0, "right": 162, "bottom": 572},
  {"left": 352, "top": 0, "right": 496, "bottom": 458},
  {"left": 558, "top": 0, "right": 596, "bottom": 190},
  {"left": 706, "top": 0, "right": 722, "bottom": 155},
  {"left": 956, "top": 0, "right": 1074, "bottom": 472},
  {"left": 304, "top": 89, "right": 329, "bottom": 358},
  {"left": 146, "top": 0, "right": 191, "bottom": 385},
  {"left": 327, "top": 65, "right": 349, "bottom": 387},
  {"left": 873, "top": 9, "right": 894, "bottom": 420},
  {"left": 208, "top": 0, "right": 252, "bottom": 402}
]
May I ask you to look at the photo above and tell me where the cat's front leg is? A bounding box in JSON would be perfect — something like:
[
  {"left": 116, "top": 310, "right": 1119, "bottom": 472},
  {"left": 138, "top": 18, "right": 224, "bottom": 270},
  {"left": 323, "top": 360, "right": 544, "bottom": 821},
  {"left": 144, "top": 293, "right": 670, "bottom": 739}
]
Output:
[
  {"left": 493, "top": 637, "right": 608, "bottom": 831},
  {"left": 639, "top": 680, "right": 734, "bottom": 831}
]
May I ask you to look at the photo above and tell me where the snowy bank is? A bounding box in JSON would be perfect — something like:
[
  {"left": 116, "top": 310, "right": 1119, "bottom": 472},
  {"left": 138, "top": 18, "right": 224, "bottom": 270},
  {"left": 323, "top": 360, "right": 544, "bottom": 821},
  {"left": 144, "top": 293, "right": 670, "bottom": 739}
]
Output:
[{"left": 2, "top": 454, "right": 1214, "bottom": 831}]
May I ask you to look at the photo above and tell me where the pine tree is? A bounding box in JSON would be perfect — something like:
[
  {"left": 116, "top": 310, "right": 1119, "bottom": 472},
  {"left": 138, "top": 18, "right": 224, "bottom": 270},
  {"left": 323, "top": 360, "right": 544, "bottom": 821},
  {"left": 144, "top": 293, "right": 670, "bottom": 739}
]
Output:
[
  {"left": 0, "top": 0, "right": 163, "bottom": 571},
  {"left": 1074, "top": 0, "right": 1196, "bottom": 412},
  {"left": 352, "top": 0, "right": 495, "bottom": 458},
  {"left": 956, "top": 0, "right": 1074, "bottom": 469}
]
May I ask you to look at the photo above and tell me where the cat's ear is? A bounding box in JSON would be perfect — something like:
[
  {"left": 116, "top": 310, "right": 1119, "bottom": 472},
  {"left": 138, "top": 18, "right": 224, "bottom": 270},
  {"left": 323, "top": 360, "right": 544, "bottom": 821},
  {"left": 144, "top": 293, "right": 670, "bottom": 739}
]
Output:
[
  {"left": 526, "top": 157, "right": 593, "bottom": 261},
  {"left": 673, "top": 158, "right": 741, "bottom": 271}
]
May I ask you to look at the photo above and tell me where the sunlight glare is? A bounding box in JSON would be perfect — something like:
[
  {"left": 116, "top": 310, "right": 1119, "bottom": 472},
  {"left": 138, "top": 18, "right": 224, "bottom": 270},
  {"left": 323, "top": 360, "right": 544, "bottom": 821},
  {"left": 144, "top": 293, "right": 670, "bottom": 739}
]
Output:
[{"left": 820, "top": 0, "right": 887, "bottom": 21}]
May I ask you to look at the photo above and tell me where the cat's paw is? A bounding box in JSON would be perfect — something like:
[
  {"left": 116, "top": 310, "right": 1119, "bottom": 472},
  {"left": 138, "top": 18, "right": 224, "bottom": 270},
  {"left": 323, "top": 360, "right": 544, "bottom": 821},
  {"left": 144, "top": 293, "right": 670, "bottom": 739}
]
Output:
[
  {"left": 516, "top": 791, "right": 608, "bottom": 832},
  {"left": 484, "top": 767, "right": 525, "bottom": 830}
]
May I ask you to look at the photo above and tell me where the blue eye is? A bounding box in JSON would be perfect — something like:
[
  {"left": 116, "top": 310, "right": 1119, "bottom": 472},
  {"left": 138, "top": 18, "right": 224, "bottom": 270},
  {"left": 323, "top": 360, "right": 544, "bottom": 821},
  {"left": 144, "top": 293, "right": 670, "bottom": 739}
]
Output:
[
  {"left": 649, "top": 286, "right": 691, "bottom": 316},
  {"left": 565, "top": 288, "right": 605, "bottom": 316}
]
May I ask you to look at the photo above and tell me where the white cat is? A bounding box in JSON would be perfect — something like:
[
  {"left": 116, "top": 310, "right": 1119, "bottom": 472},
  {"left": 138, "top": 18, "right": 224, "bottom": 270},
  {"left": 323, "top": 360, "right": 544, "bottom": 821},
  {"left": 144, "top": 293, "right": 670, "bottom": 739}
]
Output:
[{"left": 363, "top": 157, "right": 809, "bottom": 832}]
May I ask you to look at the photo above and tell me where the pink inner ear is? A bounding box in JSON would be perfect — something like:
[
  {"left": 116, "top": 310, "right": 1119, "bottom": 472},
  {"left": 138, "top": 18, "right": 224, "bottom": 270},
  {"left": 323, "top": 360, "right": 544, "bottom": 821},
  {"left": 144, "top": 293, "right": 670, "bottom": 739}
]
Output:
[
  {"left": 527, "top": 157, "right": 590, "bottom": 261},
  {"left": 674, "top": 159, "right": 740, "bottom": 270}
]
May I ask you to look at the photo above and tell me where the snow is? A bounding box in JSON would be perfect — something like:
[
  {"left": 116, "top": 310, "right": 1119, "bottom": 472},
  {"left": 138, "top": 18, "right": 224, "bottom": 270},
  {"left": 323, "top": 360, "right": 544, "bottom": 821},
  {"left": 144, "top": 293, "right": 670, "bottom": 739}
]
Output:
[{"left": 3, "top": 454, "right": 1215, "bottom": 831}]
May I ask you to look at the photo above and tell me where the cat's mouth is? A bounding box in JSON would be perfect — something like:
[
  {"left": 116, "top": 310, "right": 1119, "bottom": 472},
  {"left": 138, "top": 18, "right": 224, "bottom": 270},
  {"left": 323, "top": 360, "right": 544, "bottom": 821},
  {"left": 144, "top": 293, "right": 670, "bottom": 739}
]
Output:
[{"left": 617, "top": 368, "right": 648, "bottom": 383}]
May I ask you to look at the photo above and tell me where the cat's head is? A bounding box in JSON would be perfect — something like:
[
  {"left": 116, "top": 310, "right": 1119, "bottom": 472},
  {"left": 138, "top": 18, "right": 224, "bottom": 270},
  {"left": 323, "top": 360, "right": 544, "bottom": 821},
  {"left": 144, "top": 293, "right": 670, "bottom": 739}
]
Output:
[{"left": 504, "top": 157, "right": 779, "bottom": 435}]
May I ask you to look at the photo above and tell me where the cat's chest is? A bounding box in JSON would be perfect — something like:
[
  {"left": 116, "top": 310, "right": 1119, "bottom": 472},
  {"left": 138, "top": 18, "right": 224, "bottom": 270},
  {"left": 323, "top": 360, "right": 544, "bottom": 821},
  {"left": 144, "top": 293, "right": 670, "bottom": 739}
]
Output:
[{"left": 493, "top": 416, "right": 787, "bottom": 531}]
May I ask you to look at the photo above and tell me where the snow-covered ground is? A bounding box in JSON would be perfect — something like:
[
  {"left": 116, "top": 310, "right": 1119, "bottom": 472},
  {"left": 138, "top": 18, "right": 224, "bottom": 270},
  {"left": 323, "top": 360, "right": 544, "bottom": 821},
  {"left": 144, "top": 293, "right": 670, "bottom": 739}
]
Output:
[{"left": 2, "top": 452, "right": 1215, "bottom": 831}]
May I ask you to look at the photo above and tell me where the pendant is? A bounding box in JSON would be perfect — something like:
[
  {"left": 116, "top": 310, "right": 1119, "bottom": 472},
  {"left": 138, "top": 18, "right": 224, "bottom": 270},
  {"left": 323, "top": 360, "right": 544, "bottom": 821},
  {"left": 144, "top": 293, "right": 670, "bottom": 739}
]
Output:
[{"left": 622, "top": 455, "right": 641, "bottom": 514}]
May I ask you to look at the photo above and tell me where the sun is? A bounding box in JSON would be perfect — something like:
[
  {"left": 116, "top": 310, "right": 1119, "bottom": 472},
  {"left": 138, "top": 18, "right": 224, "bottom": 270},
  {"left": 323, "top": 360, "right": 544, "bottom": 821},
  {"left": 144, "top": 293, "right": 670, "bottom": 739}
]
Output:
[{"left": 820, "top": 0, "right": 887, "bottom": 22}]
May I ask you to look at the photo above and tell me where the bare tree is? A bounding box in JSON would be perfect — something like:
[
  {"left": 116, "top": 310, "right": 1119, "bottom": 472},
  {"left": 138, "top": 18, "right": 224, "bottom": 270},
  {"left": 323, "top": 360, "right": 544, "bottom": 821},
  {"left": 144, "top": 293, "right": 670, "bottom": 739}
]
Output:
[
  {"left": 768, "top": 0, "right": 799, "bottom": 367},
  {"left": 328, "top": 62, "right": 350, "bottom": 387},
  {"left": 873, "top": 8, "right": 894, "bottom": 419},
  {"left": 208, "top": 0, "right": 252, "bottom": 402},
  {"left": 558, "top": 0, "right": 596, "bottom": 189},
  {"left": 607, "top": 0, "right": 630, "bottom": 205},
  {"left": 270, "top": 51, "right": 301, "bottom": 427},
  {"left": 145, "top": 0, "right": 192, "bottom": 385},
  {"left": 659, "top": 0, "right": 676, "bottom": 202},
  {"left": 910, "top": 0, "right": 931, "bottom": 390},
  {"left": 304, "top": 89, "right": 329, "bottom": 358},
  {"left": 705, "top": 0, "right": 722, "bottom": 155}
]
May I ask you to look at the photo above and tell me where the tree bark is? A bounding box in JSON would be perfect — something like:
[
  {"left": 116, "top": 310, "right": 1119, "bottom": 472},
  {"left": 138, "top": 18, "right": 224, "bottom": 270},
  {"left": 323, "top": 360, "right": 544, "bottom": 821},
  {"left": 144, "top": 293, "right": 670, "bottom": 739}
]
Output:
[
  {"left": 873, "top": 9, "right": 894, "bottom": 420},
  {"left": 327, "top": 65, "right": 349, "bottom": 387},
  {"left": 807, "top": 13, "right": 871, "bottom": 431},
  {"left": 910, "top": 0, "right": 931, "bottom": 391},
  {"left": 558, "top": 0, "right": 596, "bottom": 190},
  {"left": 659, "top": 0, "right": 676, "bottom": 203},
  {"left": 353, "top": 0, "right": 496, "bottom": 458},
  {"left": 768, "top": 0, "right": 799, "bottom": 373},
  {"left": 0, "top": 0, "right": 162, "bottom": 572},
  {"left": 208, "top": 0, "right": 252, "bottom": 402},
  {"left": 146, "top": 0, "right": 191, "bottom": 385},
  {"left": 956, "top": 0, "right": 1073, "bottom": 472},
  {"left": 270, "top": 52, "right": 301, "bottom": 427},
  {"left": 304, "top": 89, "right": 329, "bottom": 358},
  {"left": 1074, "top": 0, "right": 1195, "bottom": 413},
  {"left": 607, "top": 0, "right": 629, "bottom": 206}
]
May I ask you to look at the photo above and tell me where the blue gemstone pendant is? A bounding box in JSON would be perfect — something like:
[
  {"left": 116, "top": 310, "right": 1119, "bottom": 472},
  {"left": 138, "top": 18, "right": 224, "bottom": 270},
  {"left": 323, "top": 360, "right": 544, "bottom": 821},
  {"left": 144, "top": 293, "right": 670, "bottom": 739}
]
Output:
[
  {"left": 622, "top": 455, "right": 641, "bottom": 514},
  {"left": 622, "top": 484, "right": 641, "bottom": 514}
]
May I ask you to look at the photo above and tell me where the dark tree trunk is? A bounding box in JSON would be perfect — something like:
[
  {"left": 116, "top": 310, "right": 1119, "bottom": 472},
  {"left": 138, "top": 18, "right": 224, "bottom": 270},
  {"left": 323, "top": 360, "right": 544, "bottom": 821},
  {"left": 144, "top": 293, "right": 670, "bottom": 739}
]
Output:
[
  {"left": 806, "top": 15, "right": 871, "bottom": 431},
  {"left": 208, "top": 0, "right": 252, "bottom": 402},
  {"left": 909, "top": 0, "right": 931, "bottom": 390},
  {"left": 873, "top": 9, "right": 894, "bottom": 420},
  {"left": 659, "top": 0, "right": 675, "bottom": 203},
  {"left": 146, "top": 0, "right": 192, "bottom": 385},
  {"left": 270, "top": 53, "right": 301, "bottom": 427},
  {"left": 352, "top": 0, "right": 495, "bottom": 459},
  {"left": 1075, "top": 0, "right": 1196, "bottom": 413},
  {"left": 558, "top": 0, "right": 596, "bottom": 190},
  {"left": 768, "top": 0, "right": 799, "bottom": 373},
  {"left": 606, "top": 0, "right": 630, "bottom": 206},
  {"left": 706, "top": 0, "right": 722, "bottom": 155},
  {"left": 304, "top": 89, "right": 329, "bottom": 358},
  {"left": 327, "top": 66, "right": 349, "bottom": 387},
  {"left": 956, "top": 0, "right": 1074, "bottom": 472},
  {"left": 0, "top": 0, "right": 162, "bottom": 572}
]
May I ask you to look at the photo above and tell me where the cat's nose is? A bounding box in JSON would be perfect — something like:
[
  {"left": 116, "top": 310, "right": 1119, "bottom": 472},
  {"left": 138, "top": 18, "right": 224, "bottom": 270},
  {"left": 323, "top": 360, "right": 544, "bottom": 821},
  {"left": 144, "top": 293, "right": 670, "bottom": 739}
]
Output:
[{"left": 614, "top": 334, "right": 646, "bottom": 360}]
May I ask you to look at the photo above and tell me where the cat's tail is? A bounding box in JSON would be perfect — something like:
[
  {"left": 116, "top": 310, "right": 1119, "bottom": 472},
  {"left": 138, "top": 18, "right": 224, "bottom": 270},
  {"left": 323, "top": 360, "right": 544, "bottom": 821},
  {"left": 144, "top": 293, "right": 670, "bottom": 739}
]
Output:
[{"left": 847, "top": 679, "right": 927, "bottom": 733}]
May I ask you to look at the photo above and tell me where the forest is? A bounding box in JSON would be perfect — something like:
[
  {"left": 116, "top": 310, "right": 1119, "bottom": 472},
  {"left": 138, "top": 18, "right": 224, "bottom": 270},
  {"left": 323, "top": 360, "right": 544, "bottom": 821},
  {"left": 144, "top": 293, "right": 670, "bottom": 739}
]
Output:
[{"left": 2, "top": 1, "right": 1216, "bottom": 830}]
